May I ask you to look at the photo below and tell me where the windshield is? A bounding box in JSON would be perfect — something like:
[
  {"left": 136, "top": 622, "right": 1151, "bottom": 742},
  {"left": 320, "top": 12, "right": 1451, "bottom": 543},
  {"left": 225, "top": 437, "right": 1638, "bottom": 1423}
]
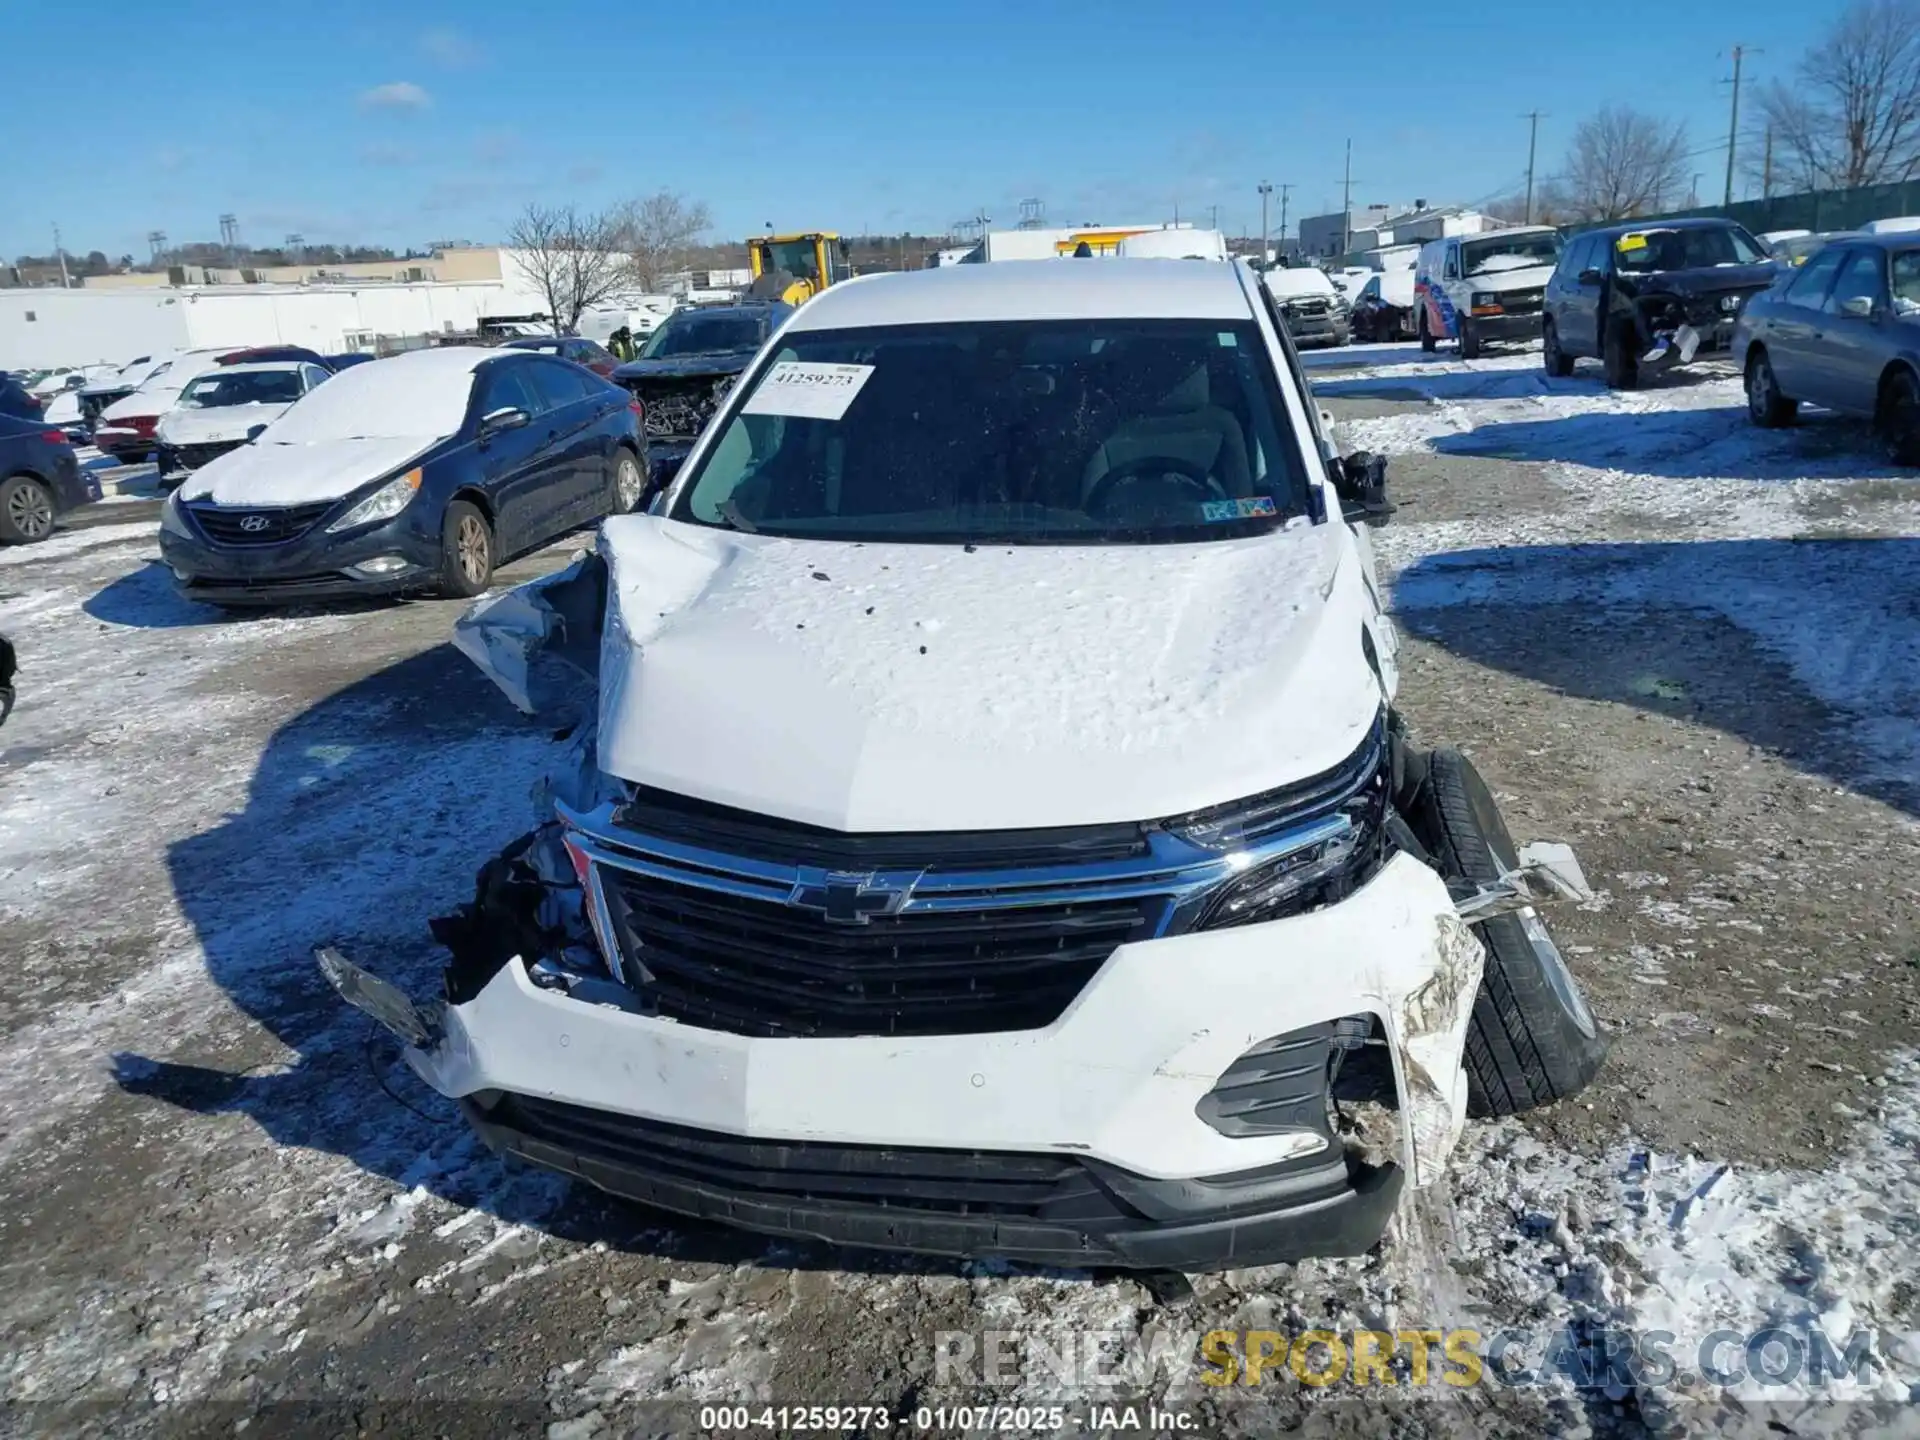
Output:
[
  {"left": 1615, "top": 225, "right": 1769, "bottom": 272},
  {"left": 641, "top": 312, "right": 766, "bottom": 359},
  {"left": 262, "top": 354, "right": 473, "bottom": 442},
  {"left": 759, "top": 238, "right": 822, "bottom": 283},
  {"left": 181, "top": 371, "right": 304, "bottom": 408},
  {"left": 671, "top": 318, "right": 1309, "bottom": 545},
  {"left": 1461, "top": 232, "right": 1561, "bottom": 276}
]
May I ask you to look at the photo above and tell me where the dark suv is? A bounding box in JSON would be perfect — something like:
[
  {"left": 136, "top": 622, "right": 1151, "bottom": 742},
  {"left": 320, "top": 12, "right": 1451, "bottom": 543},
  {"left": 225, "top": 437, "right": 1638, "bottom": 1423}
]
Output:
[{"left": 1542, "top": 218, "right": 1776, "bottom": 388}]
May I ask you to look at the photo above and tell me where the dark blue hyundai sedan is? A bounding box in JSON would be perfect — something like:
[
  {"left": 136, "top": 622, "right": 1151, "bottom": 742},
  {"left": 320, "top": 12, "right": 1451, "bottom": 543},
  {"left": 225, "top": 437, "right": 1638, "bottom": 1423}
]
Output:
[{"left": 159, "top": 346, "right": 647, "bottom": 605}]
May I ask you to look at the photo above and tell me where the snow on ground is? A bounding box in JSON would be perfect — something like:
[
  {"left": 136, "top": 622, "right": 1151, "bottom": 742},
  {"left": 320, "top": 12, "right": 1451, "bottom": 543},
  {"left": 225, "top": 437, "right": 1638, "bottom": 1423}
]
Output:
[{"left": 1, "top": 351, "right": 1917, "bottom": 1432}]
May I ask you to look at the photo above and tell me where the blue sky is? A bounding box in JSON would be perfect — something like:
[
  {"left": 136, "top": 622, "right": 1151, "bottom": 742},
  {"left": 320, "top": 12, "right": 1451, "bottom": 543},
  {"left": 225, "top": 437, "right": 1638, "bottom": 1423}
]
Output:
[{"left": 6, "top": 0, "right": 1829, "bottom": 260}]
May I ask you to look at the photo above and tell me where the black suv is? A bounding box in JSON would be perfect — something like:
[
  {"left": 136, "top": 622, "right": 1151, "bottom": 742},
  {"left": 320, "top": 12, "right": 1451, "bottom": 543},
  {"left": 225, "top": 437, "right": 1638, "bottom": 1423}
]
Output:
[{"left": 1542, "top": 218, "right": 1776, "bottom": 388}]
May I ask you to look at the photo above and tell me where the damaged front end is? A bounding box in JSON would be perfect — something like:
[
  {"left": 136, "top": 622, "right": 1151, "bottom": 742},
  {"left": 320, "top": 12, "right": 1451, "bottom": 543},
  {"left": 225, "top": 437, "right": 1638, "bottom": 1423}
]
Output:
[{"left": 318, "top": 548, "right": 1601, "bottom": 1271}]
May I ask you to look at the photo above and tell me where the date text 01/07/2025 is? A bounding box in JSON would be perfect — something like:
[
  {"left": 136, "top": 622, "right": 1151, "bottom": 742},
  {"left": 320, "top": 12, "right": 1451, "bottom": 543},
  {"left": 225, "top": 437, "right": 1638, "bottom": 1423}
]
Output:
[{"left": 696, "top": 1403, "right": 1199, "bottom": 1431}]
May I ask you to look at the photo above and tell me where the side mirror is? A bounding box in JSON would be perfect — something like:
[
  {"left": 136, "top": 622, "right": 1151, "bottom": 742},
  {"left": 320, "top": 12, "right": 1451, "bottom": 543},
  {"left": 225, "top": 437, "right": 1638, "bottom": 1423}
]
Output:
[
  {"left": 1839, "top": 294, "right": 1875, "bottom": 319},
  {"left": 1332, "top": 450, "right": 1395, "bottom": 528},
  {"left": 1577, "top": 268, "right": 1605, "bottom": 286},
  {"left": 245, "top": 424, "right": 268, "bottom": 442},
  {"left": 479, "top": 405, "right": 529, "bottom": 439}
]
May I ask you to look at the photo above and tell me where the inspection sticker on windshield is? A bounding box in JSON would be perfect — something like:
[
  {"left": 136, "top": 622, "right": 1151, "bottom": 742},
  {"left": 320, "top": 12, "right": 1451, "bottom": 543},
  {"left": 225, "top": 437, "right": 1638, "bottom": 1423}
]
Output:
[
  {"left": 1617, "top": 232, "right": 1649, "bottom": 252},
  {"left": 1202, "top": 496, "right": 1277, "bottom": 522},
  {"left": 741, "top": 362, "right": 875, "bottom": 420}
]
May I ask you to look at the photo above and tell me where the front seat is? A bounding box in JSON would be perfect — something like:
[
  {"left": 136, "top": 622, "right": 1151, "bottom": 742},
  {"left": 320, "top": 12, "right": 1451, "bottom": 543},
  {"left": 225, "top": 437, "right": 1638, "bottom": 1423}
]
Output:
[{"left": 1080, "top": 352, "right": 1253, "bottom": 505}]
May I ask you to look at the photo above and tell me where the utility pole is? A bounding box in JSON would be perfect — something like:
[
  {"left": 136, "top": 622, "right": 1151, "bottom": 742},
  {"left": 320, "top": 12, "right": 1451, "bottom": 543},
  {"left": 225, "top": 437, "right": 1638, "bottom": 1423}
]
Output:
[
  {"left": 1690, "top": 172, "right": 1703, "bottom": 206},
  {"left": 1722, "top": 44, "right": 1757, "bottom": 206},
  {"left": 1340, "top": 139, "right": 1353, "bottom": 255},
  {"left": 1257, "top": 182, "right": 1273, "bottom": 262},
  {"left": 1762, "top": 124, "right": 1774, "bottom": 199},
  {"left": 1522, "top": 111, "right": 1546, "bottom": 224},
  {"left": 52, "top": 223, "right": 70, "bottom": 288},
  {"left": 1278, "top": 183, "right": 1292, "bottom": 253},
  {"left": 1208, "top": 203, "right": 1218, "bottom": 231}
]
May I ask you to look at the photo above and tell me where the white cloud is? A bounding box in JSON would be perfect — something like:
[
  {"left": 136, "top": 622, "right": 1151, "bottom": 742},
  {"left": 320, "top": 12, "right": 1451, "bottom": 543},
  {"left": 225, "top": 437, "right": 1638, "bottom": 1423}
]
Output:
[
  {"left": 357, "top": 81, "right": 431, "bottom": 112},
  {"left": 420, "top": 27, "right": 483, "bottom": 68}
]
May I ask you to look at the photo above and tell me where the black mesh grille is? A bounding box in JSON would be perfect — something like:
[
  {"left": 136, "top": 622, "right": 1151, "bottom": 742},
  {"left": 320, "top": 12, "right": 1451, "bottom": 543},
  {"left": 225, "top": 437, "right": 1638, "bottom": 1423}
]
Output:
[
  {"left": 174, "top": 441, "right": 241, "bottom": 471},
  {"left": 188, "top": 500, "right": 333, "bottom": 546},
  {"left": 600, "top": 870, "right": 1161, "bottom": 1038},
  {"left": 495, "top": 1095, "right": 1104, "bottom": 1217}
]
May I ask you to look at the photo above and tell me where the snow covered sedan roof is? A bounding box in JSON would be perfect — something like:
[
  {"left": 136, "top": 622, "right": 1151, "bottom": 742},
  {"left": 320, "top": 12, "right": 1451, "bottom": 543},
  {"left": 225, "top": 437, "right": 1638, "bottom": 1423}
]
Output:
[
  {"left": 256, "top": 345, "right": 505, "bottom": 444},
  {"left": 785, "top": 259, "right": 1258, "bottom": 332},
  {"left": 201, "top": 360, "right": 309, "bottom": 377}
]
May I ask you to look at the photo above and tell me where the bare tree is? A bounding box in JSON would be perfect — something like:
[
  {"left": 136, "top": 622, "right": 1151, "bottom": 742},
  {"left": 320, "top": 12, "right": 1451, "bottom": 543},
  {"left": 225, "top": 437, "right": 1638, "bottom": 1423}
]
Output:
[
  {"left": 619, "top": 191, "right": 712, "bottom": 290},
  {"left": 504, "top": 202, "right": 636, "bottom": 334},
  {"left": 1755, "top": 0, "right": 1920, "bottom": 190},
  {"left": 1557, "top": 107, "right": 1691, "bottom": 221}
]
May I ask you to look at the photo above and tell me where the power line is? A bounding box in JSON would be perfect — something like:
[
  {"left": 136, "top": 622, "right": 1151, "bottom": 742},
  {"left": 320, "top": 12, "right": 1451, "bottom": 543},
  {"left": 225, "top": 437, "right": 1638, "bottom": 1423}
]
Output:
[
  {"left": 1523, "top": 111, "right": 1548, "bottom": 224},
  {"left": 1720, "top": 45, "right": 1760, "bottom": 206}
]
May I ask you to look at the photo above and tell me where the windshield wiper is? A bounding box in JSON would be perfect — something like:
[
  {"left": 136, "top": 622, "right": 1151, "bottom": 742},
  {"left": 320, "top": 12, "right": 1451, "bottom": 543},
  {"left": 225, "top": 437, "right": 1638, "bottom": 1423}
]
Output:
[{"left": 716, "top": 498, "right": 760, "bottom": 533}]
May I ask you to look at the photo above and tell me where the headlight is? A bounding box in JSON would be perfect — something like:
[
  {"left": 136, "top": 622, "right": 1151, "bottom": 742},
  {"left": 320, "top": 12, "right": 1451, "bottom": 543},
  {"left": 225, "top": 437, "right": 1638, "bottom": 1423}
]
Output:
[
  {"left": 159, "top": 491, "right": 193, "bottom": 539},
  {"left": 326, "top": 467, "right": 421, "bottom": 533},
  {"left": 1720, "top": 294, "right": 1742, "bottom": 313},
  {"left": 1171, "top": 717, "right": 1389, "bottom": 929},
  {"left": 1470, "top": 291, "right": 1497, "bottom": 308}
]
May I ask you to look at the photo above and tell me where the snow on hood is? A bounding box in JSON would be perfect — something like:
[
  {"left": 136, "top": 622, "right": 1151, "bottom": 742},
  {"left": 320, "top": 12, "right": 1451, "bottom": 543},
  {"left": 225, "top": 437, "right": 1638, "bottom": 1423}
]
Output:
[
  {"left": 1264, "top": 268, "right": 1337, "bottom": 300},
  {"left": 592, "top": 516, "right": 1384, "bottom": 832},
  {"left": 158, "top": 401, "right": 296, "bottom": 447},
  {"left": 1465, "top": 252, "right": 1547, "bottom": 277},
  {"left": 177, "top": 436, "right": 433, "bottom": 506}
]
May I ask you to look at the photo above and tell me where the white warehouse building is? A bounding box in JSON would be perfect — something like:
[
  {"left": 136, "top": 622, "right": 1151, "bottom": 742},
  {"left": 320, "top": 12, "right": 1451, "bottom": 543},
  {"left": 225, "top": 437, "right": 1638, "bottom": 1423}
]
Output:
[{"left": 0, "top": 279, "right": 522, "bottom": 370}]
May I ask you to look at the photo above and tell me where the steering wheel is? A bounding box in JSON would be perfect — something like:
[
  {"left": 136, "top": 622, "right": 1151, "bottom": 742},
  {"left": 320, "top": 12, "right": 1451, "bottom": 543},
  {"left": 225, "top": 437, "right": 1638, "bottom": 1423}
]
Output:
[{"left": 1084, "top": 454, "right": 1226, "bottom": 519}]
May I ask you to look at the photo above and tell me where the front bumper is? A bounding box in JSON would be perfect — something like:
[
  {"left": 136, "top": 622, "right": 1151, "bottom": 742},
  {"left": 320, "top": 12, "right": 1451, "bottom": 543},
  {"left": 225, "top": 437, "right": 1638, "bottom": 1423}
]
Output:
[
  {"left": 49, "top": 452, "right": 101, "bottom": 516},
  {"left": 1466, "top": 310, "right": 1543, "bottom": 341},
  {"left": 381, "top": 853, "right": 1481, "bottom": 1268},
  {"left": 1283, "top": 313, "right": 1351, "bottom": 347},
  {"left": 159, "top": 504, "right": 442, "bottom": 605},
  {"left": 92, "top": 427, "right": 155, "bottom": 462}
]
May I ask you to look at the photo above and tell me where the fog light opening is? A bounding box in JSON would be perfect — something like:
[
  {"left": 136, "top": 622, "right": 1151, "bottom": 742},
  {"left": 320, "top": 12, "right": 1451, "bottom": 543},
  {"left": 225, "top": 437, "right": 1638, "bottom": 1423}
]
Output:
[{"left": 348, "top": 555, "right": 411, "bottom": 578}]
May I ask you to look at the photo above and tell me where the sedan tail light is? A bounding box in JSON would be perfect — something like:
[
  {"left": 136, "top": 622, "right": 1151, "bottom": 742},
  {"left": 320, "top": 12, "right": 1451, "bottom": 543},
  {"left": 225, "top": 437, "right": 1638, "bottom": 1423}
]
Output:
[{"left": 40, "top": 431, "right": 66, "bottom": 444}]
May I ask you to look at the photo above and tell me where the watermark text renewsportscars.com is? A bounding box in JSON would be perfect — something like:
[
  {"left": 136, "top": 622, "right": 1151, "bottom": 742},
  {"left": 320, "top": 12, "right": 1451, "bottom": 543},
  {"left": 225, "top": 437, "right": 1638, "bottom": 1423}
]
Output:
[{"left": 933, "top": 1325, "right": 1884, "bottom": 1393}]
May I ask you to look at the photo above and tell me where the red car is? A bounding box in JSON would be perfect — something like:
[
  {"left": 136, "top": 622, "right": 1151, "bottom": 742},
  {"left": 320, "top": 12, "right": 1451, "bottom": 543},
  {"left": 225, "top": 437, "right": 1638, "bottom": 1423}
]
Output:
[{"left": 502, "top": 335, "right": 620, "bottom": 377}]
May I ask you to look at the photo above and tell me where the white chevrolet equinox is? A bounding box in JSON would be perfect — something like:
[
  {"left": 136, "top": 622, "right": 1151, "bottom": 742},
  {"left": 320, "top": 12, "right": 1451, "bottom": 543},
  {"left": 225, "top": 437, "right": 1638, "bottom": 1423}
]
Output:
[{"left": 324, "top": 259, "right": 1605, "bottom": 1273}]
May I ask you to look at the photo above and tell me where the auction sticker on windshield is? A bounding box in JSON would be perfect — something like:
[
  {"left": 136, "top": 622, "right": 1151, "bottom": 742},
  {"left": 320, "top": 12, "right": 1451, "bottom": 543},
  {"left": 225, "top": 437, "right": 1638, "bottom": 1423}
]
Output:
[
  {"left": 741, "top": 362, "right": 876, "bottom": 421},
  {"left": 1202, "top": 496, "right": 1277, "bottom": 522}
]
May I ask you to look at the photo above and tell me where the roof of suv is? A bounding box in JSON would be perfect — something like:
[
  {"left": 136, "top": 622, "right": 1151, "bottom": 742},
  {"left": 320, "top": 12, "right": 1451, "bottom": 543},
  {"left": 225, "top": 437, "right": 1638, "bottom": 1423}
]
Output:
[
  {"left": 787, "top": 259, "right": 1255, "bottom": 332},
  {"left": 1579, "top": 217, "right": 1748, "bottom": 240}
]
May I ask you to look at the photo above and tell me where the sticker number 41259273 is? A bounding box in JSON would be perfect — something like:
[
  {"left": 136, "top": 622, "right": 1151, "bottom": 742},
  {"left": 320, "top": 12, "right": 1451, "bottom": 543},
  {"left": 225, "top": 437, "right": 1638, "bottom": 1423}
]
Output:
[{"left": 740, "top": 362, "right": 876, "bottom": 421}]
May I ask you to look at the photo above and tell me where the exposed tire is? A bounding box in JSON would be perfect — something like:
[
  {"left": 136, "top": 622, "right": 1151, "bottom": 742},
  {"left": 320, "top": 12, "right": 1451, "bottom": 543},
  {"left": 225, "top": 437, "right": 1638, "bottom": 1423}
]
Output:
[
  {"left": 1877, "top": 367, "right": 1920, "bottom": 466},
  {"left": 1457, "top": 315, "right": 1481, "bottom": 360},
  {"left": 1411, "top": 748, "right": 1607, "bottom": 1117},
  {"left": 1745, "top": 348, "right": 1797, "bottom": 428},
  {"left": 1601, "top": 322, "right": 1639, "bottom": 390},
  {"left": 438, "top": 499, "right": 494, "bottom": 598},
  {"left": 0, "top": 475, "right": 56, "bottom": 545},
  {"left": 1542, "top": 319, "right": 1574, "bottom": 378},
  {"left": 609, "top": 447, "right": 644, "bottom": 514},
  {"left": 1418, "top": 307, "right": 1437, "bottom": 353}
]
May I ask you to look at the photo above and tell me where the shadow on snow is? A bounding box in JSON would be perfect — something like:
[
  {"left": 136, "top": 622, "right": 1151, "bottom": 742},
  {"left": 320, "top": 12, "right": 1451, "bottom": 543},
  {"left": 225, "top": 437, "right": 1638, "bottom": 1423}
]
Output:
[
  {"left": 111, "top": 638, "right": 1039, "bottom": 1278},
  {"left": 1391, "top": 536, "right": 1920, "bottom": 821}
]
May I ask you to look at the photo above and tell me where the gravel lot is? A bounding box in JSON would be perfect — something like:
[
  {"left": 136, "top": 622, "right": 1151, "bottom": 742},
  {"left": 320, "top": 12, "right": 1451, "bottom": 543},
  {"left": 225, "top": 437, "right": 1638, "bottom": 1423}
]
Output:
[{"left": 2, "top": 354, "right": 1917, "bottom": 1438}]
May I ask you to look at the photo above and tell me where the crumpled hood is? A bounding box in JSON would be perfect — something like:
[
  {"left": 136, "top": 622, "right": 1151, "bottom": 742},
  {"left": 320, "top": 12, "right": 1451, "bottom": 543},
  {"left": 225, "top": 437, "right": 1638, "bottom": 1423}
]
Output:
[
  {"left": 157, "top": 402, "right": 294, "bottom": 447},
  {"left": 1618, "top": 262, "right": 1776, "bottom": 299},
  {"left": 178, "top": 435, "right": 433, "bottom": 506},
  {"left": 611, "top": 354, "right": 754, "bottom": 384},
  {"left": 592, "top": 516, "right": 1384, "bottom": 832}
]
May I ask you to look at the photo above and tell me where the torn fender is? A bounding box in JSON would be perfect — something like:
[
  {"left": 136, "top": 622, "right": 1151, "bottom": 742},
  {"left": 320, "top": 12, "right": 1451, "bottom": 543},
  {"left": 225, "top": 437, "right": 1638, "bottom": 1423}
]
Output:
[
  {"left": 1390, "top": 913, "right": 1486, "bottom": 1187},
  {"left": 453, "top": 549, "right": 607, "bottom": 715}
]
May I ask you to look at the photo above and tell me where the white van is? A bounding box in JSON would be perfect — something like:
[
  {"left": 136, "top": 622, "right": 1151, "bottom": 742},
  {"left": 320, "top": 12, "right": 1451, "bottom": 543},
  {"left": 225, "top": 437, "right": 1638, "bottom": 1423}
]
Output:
[
  {"left": 1413, "top": 226, "right": 1562, "bottom": 358},
  {"left": 1115, "top": 227, "right": 1229, "bottom": 261}
]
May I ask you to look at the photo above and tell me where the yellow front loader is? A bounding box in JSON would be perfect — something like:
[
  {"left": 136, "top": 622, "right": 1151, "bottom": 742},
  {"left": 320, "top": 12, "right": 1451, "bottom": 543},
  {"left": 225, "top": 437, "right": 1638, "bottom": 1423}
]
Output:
[{"left": 747, "top": 232, "right": 853, "bottom": 305}]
